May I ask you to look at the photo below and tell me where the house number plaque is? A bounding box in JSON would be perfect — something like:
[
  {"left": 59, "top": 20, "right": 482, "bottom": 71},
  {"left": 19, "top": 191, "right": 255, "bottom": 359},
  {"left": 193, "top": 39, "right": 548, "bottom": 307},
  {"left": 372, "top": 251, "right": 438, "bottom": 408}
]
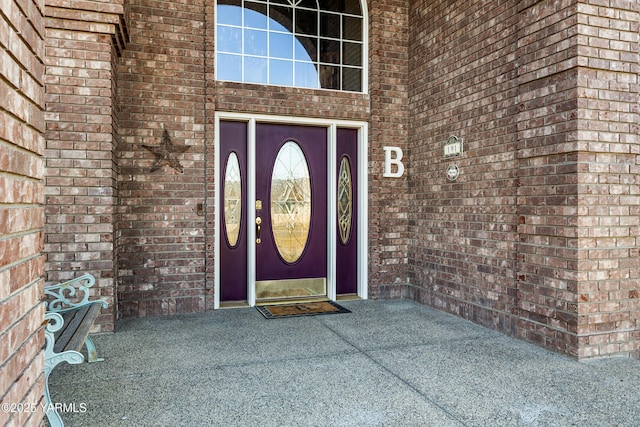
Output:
[{"left": 443, "top": 136, "right": 463, "bottom": 158}]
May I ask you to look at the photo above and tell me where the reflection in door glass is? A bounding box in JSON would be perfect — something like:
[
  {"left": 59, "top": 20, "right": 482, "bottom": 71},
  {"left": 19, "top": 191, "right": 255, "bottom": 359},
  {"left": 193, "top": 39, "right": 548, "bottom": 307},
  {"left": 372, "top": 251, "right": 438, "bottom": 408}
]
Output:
[
  {"left": 224, "top": 152, "right": 242, "bottom": 247},
  {"left": 270, "top": 141, "right": 311, "bottom": 263}
]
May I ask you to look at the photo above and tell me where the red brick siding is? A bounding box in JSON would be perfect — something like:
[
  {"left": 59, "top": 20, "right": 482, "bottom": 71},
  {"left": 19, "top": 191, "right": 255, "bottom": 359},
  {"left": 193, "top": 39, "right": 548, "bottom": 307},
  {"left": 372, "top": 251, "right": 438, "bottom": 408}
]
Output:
[
  {"left": 0, "top": 0, "right": 46, "bottom": 424},
  {"left": 117, "top": 0, "right": 207, "bottom": 317},
  {"left": 409, "top": 0, "right": 639, "bottom": 359},
  {"left": 408, "top": 0, "right": 520, "bottom": 333},
  {"left": 516, "top": 0, "right": 582, "bottom": 357},
  {"left": 516, "top": 0, "right": 640, "bottom": 359},
  {"left": 573, "top": 1, "right": 639, "bottom": 358},
  {"left": 367, "top": 0, "right": 410, "bottom": 298},
  {"left": 111, "top": 36, "right": 122, "bottom": 316},
  {"left": 44, "top": 28, "right": 118, "bottom": 331},
  {"left": 204, "top": 0, "right": 215, "bottom": 311},
  {"left": 43, "top": 2, "right": 128, "bottom": 330}
]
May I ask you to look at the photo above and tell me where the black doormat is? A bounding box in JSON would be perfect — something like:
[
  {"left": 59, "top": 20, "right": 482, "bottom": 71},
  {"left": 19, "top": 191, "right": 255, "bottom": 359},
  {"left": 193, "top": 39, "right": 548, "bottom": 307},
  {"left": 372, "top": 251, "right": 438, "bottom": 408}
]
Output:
[{"left": 256, "top": 301, "right": 351, "bottom": 319}]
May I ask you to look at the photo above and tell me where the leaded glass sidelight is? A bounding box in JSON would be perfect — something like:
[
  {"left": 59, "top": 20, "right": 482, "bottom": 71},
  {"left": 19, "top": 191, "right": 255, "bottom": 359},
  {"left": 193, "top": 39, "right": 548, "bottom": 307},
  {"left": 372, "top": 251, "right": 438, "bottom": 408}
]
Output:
[
  {"left": 224, "top": 152, "right": 242, "bottom": 247},
  {"left": 337, "top": 155, "right": 353, "bottom": 244},
  {"left": 216, "top": 0, "right": 364, "bottom": 91},
  {"left": 270, "top": 141, "right": 311, "bottom": 263}
]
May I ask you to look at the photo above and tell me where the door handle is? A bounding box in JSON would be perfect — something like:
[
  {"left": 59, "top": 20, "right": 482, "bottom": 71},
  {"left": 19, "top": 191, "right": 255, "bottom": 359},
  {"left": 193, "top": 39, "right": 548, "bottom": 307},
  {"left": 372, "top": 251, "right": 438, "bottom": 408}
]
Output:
[{"left": 256, "top": 217, "right": 262, "bottom": 244}]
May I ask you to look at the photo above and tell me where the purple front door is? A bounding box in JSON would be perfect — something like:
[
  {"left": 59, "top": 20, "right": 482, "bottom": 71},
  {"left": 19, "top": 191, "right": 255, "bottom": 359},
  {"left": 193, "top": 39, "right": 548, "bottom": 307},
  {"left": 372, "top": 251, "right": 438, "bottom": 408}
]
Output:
[
  {"left": 255, "top": 123, "right": 328, "bottom": 301},
  {"left": 219, "top": 120, "right": 359, "bottom": 304}
]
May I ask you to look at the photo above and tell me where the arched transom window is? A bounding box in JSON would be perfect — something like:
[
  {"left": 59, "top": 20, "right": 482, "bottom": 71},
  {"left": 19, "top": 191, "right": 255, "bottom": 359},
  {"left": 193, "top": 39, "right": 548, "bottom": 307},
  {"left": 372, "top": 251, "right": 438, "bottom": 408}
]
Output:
[{"left": 216, "top": 0, "right": 364, "bottom": 92}]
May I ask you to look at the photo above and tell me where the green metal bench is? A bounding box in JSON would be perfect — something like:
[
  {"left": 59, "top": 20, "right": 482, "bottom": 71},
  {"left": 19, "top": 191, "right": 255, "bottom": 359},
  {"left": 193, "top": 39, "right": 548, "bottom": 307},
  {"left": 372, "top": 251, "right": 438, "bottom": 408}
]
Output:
[{"left": 43, "top": 274, "right": 107, "bottom": 427}]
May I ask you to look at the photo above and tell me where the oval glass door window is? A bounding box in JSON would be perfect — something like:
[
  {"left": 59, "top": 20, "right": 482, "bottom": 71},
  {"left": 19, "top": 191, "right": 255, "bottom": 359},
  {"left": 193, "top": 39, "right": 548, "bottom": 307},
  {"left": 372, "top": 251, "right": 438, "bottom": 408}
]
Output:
[
  {"left": 337, "top": 156, "right": 353, "bottom": 245},
  {"left": 224, "top": 152, "right": 242, "bottom": 247},
  {"left": 270, "top": 141, "right": 311, "bottom": 263}
]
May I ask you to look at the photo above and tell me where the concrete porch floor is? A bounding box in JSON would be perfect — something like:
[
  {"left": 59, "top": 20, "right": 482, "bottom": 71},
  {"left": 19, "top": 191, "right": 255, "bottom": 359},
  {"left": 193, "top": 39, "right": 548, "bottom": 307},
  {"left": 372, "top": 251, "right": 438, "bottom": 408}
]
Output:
[{"left": 49, "top": 300, "right": 640, "bottom": 426}]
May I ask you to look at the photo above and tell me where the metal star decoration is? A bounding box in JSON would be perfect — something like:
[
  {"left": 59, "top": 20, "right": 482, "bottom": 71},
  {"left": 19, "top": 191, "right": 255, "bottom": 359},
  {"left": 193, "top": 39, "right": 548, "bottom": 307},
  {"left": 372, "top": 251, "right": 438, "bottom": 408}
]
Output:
[{"left": 142, "top": 129, "right": 190, "bottom": 173}]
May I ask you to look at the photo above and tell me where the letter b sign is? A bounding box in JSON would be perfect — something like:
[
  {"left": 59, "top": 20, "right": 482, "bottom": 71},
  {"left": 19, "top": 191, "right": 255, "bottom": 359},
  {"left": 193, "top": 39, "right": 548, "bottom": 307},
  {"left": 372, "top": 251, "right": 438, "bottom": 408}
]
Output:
[{"left": 383, "top": 146, "right": 405, "bottom": 178}]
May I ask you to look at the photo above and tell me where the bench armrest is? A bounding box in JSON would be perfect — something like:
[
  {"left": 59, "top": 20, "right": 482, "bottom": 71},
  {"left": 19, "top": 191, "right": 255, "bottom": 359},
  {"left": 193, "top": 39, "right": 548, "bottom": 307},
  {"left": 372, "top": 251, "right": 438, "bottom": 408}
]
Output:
[
  {"left": 43, "top": 312, "right": 66, "bottom": 356},
  {"left": 45, "top": 274, "right": 108, "bottom": 313},
  {"left": 43, "top": 311, "right": 64, "bottom": 333}
]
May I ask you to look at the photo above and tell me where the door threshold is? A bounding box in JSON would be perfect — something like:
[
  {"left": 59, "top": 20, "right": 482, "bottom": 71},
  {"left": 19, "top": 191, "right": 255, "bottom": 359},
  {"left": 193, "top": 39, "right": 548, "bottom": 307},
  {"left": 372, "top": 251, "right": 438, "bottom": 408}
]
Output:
[
  {"left": 219, "top": 301, "right": 250, "bottom": 309},
  {"left": 336, "top": 294, "right": 361, "bottom": 301},
  {"left": 256, "top": 296, "right": 329, "bottom": 306}
]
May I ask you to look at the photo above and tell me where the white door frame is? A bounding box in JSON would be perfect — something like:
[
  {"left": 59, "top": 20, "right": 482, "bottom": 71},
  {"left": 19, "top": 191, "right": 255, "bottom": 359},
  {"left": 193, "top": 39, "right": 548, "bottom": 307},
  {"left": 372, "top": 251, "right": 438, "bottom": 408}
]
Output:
[{"left": 214, "top": 112, "right": 368, "bottom": 308}]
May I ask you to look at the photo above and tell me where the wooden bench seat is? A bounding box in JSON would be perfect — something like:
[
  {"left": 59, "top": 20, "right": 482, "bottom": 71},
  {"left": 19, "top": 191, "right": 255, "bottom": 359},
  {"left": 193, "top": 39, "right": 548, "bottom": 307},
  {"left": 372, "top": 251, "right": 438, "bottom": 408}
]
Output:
[
  {"left": 44, "top": 274, "right": 107, "bottom": 427},
  {"left": 52, "top": 302, "right": 104, "bottom": 358}
]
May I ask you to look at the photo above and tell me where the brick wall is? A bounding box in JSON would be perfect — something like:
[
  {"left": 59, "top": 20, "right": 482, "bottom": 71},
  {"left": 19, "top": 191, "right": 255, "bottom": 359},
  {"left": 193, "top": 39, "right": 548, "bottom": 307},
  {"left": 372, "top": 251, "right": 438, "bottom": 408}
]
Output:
[
  {"left": 572, "top": 1, "right": 639, "bottom": 358},
  {"left": 409, "top": 0, "right": 639, "bottom": 359},
  {"left": 43, "top": 0, "right": 127, "bottom": 331},
  {"left": 117, "top": 0, "right": 207, "bottom": 317},
  {"left": 516, "top": 0, "right": 584, "bottom": 357},
  {"left": 408, "top": 0, "right": 520, "bottom": 332},
  {"left": 516, "top": 0, "right": 640, "bottom": 359},
  {"left": 367, "top": 0, "right": 410, "bottom": 298},
  {"left": 0, "top": 0, "right": 46, "bottom": 424},
  {"left": 204, "top": 0, "right": 214, "bottom": 311}
]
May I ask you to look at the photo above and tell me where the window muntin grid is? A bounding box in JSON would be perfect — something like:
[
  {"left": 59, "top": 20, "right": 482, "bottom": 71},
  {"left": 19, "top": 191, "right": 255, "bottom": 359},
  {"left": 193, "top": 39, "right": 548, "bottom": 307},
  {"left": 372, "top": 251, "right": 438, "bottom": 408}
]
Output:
[{"left": 216, "top": 0, "right": 364, "bottom": 92}]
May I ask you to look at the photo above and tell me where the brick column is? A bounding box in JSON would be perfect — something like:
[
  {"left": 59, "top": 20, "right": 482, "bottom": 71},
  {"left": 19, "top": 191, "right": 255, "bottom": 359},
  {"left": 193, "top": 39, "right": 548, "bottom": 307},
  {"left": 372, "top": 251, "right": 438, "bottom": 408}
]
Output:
[
  {"left": 0, "top": 0, "right": 46, "bottom": 424},
  {"left": 517, "top": 0, "right": 639, "bottom": 359},
  {"left": 573, "top": 1, "right": 639, "bottom": 358},
  {"left": 516, "top": 0, "right": 582, "bottom": 357},
  {"left": 43, "top": 0, "right": 128, "bottom": 331},
  {"left": 367, "top": 0, "right": 411, "bottom": 298}
]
